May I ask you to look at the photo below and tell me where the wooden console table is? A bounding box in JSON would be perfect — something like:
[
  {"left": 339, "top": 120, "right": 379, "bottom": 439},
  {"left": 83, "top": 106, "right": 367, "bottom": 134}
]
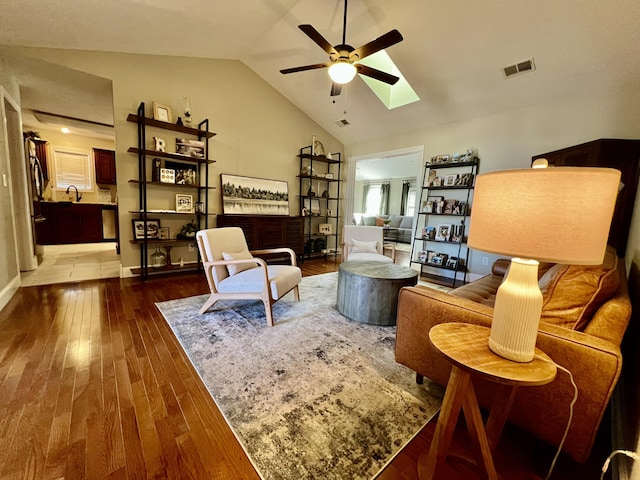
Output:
[
  {"left": 216, "top": 215, "right": 304, "bottom": 259},
  {"left": 419, "top": 323, "right": 557, "bottom": 479}
]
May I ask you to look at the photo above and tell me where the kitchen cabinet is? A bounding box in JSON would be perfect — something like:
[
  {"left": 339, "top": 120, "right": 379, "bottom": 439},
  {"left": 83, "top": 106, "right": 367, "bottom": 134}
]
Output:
[
  {"left": 94, "top": 148, "right": 117, "bottom": 185},
  {"left": 38, "top": 202, "right": 104, "bottom": 244}
]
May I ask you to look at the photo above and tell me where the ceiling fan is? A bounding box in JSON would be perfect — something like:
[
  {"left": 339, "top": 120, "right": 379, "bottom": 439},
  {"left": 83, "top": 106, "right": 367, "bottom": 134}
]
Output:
[{"left": 280, "top": 0, "right": 403, "bottom": 96}]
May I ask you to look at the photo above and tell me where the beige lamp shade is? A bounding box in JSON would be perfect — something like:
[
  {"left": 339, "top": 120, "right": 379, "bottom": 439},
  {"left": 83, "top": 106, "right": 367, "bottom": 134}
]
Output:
[
  {"left": 469, "top": 167, "right": 621, "bottom": 362},
  {"left": 468, "top": 167, "right": 621, "bottom": 265}
]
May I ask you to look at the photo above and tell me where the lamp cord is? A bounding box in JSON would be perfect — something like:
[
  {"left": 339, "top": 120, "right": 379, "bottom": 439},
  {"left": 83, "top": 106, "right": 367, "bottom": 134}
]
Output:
[
  {"left": 534, "top": 355, "right": 578, "bottom": 480},
  {"left": 600, "top": 450, "right": 640, "bottom": 480}
]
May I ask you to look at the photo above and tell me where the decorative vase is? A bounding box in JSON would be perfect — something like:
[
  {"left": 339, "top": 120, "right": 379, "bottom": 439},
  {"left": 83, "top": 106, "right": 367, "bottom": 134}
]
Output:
[
  {"left": 184, "top": 97, "right": 192, "bottom": 125},
  {"left": 164, "top": 246, "right": 173, "bottom": 267},
  {"left": 150, "top": 246, "right": 166, "bottom": 268}
]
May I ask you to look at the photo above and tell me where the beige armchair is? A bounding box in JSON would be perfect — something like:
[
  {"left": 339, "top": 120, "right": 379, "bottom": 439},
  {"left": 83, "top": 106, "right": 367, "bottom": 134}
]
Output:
[
  {"left": 196, "top": 227, "right": 302, "bottom": 326},
  {"left": 342, "top": 225, "right": 395, "bottom": 263}
]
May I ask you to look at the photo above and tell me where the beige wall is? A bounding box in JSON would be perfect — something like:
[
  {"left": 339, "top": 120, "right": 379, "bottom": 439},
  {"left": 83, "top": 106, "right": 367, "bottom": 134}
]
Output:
[
  {"left": 2, "top": 47, "right": 343, "bottom": 273},
  {"left": 347, "top": 81, "right": 640, "bottom": 277}
]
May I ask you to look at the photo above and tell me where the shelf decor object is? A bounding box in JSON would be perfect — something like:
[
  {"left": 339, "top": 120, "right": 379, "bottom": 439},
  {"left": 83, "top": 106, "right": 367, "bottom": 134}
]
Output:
[{"left": 468, "top": 166, "right": 620, "bottom": 362}]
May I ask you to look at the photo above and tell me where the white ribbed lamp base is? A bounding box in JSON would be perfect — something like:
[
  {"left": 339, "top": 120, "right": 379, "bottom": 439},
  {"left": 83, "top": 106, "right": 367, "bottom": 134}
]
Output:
[{"left": 489, "top": 258, "right": 543, "bottom": 363}]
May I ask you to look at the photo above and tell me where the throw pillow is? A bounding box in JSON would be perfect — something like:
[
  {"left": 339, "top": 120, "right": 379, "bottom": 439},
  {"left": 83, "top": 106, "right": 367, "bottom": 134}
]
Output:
[
  {"left": 222, "top": 249, "right": 257, "bottom": 276},
  {"left": 375, "top": 217, "right": 385, "bottom": 226},
  {"left": 538, "top": 247, "right": 619, "bottom": 330},
  {"left": 351, "top": 239, "right": 378, "bottom": 254}
]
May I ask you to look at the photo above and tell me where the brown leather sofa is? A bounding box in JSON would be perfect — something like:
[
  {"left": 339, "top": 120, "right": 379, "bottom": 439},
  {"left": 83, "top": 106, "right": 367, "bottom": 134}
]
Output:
[{"left": 395, "top": 247, "right": 632, "bottom": 463}]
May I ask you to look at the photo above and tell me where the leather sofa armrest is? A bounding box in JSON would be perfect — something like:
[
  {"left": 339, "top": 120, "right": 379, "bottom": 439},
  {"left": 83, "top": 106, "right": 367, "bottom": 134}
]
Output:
[{"left": 491, "top": 258, "right": 511, "bottom": 276}]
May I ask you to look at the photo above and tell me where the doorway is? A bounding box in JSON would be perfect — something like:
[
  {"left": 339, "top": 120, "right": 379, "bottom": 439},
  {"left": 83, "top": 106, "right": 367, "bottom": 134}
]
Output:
[{"left": 344, "top": 145, "right": 424, "bottom": 228}]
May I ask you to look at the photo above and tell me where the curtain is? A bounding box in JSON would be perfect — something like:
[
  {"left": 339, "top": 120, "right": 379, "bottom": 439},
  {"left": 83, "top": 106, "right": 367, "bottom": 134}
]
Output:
[
  {"left": 362, "top": 183, "right": 370, "bottom": 213},
  {"left": 379, "top": 182, "right": 390, "bottom": 215},
  {"left": 400, "top": 181, "right": 410, "bottom": 215}
]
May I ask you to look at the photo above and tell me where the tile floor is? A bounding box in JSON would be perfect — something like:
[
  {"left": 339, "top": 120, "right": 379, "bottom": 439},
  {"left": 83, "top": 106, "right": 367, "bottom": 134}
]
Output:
[{"left": 20, "top": 242, "right": 121, "bottom": 287}]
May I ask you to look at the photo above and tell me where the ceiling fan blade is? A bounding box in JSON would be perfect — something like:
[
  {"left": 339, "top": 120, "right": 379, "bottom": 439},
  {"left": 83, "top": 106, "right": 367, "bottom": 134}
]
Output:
[
  {"left": 350, "top": 29, "right": 403, "bottom": 61},
  {"left": 280, "top": 62, "right": 332, "bottom": 74},
  {"left": 298, "top": 24, "right": 338, "bottom": 56},
  {"left": 330, "top": 83, "right": 342, "bottom": 96},
  {"left": 356, "top": 64, "right": 400, "bottom": 85}
]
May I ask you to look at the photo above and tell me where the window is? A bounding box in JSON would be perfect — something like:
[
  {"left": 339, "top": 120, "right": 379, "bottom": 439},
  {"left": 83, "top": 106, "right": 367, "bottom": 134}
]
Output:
[
  {"left": 364, "top": 183, "right": 382, "bottom": 215},
  {"left": 405, "top": 185, "right": 416, "bottom": 217},
  {"left": 54, "top": 150, "right": 93, "bottom": 191}
]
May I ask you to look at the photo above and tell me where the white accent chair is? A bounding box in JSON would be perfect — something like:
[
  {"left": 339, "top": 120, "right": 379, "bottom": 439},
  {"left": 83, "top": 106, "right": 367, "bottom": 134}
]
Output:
[
  {"left": 196, "top": 227, "right": 302, "bottom": 326},
  {"left": 342, "top": 225, "right": 396, "bottom": 263}
]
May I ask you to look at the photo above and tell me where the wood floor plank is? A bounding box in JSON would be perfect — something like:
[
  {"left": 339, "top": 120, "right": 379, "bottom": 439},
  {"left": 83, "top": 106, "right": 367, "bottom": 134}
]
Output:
[{"left": 0, "top": 255, "right": 611, "bottom": 479}]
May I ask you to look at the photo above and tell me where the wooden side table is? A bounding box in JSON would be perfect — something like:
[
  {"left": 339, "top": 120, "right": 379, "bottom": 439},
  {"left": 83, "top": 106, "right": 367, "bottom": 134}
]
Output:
[{"left": 419, "top": 323, "right": 557, "bottom": 479}]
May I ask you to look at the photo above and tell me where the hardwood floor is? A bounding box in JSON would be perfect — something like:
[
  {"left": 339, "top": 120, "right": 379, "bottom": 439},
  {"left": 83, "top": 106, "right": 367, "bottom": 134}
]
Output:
[{"left": 0, "top": 255, "right": 611, "bottom": 479}]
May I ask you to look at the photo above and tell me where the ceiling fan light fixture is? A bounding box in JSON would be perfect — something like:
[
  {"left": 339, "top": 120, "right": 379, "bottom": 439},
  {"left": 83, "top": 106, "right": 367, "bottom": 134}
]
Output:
[{"left": 328, "top": 62, "right": 357, "bottom": 84}]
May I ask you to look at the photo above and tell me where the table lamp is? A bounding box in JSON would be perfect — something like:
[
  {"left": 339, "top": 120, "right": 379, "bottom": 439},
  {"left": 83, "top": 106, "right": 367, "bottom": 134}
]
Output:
[{"left": 467, "top": 167, "right": 621, "bottom": 362}]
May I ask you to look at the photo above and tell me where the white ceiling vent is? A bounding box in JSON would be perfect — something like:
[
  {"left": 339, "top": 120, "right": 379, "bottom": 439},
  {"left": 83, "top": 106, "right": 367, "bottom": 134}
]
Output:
[
  {"left": 502, "top": 57, "right": 536, "bottom": 78},
  {"left": 335, "top": 118, "right": 350, "bottom": 127}
]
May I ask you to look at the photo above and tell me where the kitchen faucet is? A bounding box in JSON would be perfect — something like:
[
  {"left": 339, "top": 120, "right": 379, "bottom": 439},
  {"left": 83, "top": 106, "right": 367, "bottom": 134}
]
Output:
[{"left": 66, "top": 185, "right": 82, "bottom": 202}]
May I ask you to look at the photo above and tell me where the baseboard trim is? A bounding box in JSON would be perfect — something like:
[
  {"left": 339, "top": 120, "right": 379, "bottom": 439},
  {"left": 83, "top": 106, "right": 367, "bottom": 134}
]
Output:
[{"left": 0, "top": 275, "right": 21, "bottom": 312}]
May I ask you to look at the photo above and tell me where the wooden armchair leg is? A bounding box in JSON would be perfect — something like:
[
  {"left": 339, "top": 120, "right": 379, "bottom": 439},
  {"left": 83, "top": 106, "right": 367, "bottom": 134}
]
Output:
[
  {"left": 293, "top": 285, "right": 300, "bottom": 302},
  {"left": 264, "top": 301, "right": 275, "bottom": 327},
  {"left": 199, "top": 295, "right": 219, "bottom": 315}
]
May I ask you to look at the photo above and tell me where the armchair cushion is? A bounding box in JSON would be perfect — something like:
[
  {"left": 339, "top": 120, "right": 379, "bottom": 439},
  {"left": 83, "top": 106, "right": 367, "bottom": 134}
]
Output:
[
  {"left": 221, "top": 249, "right": 257, "bottom": 276},
  {"left": 351, "top": 239, "right": 378, "bottom": 254},
  {"left": 539, "top": 247, "right": 619, "bottom": 330},
  {"left": 218, "top": 265, "right": 302, "bottom": 299},
  {"left": 348, "top": 252, "right": 394, "bottom": 263}
]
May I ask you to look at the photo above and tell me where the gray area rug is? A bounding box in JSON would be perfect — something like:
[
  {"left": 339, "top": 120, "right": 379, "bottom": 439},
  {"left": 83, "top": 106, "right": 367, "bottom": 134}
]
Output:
[{"left": 156, "top": 272, "right": 443, "bottom": 480}]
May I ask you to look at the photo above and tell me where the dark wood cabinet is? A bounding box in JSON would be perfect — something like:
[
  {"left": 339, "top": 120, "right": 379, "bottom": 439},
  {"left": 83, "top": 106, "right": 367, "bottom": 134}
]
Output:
[
  {"left": 533, "top": 139, "right": 640, "bottom": 256},
  {"left": 94, "top": 148, "right": 117, "bottom": 185},
  {"left": 38, "top": 202, "right": 104, "bottom": 244},
  {"left": 33, "top": 139, "right": 49, "bottom": 182},
  {"left": 217, "top": 215, "right": 304, "bottom": 258}
]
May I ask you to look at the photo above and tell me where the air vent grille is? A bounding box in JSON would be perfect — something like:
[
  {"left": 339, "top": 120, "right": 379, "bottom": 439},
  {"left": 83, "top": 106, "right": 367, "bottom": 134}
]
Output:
[
  {"left": 335, "top": 118, "right": 350, "bottom": 127},
  {"left": 503, "top": 57, "right": 536, "bottom": 78}
]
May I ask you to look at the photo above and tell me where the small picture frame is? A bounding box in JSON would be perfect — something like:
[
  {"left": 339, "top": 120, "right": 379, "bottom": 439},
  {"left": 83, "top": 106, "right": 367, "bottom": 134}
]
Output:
[
  {"left": 432, "top": 176, "right": 442, "bottom": 187},
  {"left": 160, "top": 168, "right": 175, "bottom": 183},
  {"left": 457, "top": 173, "right": 474, "bottom": 186},
  {"left": 446, "top": 257, "right": 459, "bottom": 269},
  {"left": 153, "top": 102, "right": 173, "bottom": 123},
  {"left": 158, "top": 227, "right": 170, "bottom": 240},
  {"left": 436, "top": 224, "right": 452, "bottom": 242},
  {"left": 324, "top": 172, "right": 334, "bottom": 180},
  {"left": 444, "top": 174, "right": 458, "bottom": 187},
  {"left": 176, "top": 194, "right": 194, "bottom": 213},
  {"left": 319, "top": 223, "right": 333, "bottom": 235},
  {"left": 132, "top": 219, "right": 160, "bottom": 240}
]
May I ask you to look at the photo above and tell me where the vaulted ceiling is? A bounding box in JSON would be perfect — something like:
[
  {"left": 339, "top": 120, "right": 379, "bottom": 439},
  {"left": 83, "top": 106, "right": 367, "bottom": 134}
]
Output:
[{"left": 2, "top": 0, "right": 639, "bottom": 145}]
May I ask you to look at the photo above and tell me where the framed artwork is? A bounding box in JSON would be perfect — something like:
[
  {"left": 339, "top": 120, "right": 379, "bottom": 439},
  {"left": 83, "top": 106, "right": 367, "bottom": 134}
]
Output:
[
  {"left": 132, "top": 219, "right": 160, "bottom": 240},
  {"left": 176, "top": 194, "right": 194, "bottom": 213},
  {"left": 160, "top": 168, "right": 175, "bottom": 183},
  {"left": 158, "top": 227, "right": 170, "bottom": 240},
  {"left": 152, "top": 102, "right": 172, "bottom": 123},
  {"left": 221, "top": 174, "right": 289, "bottom": 215},
  {"left": 303, "top": 198, "right": 321, "bottom": 215}
]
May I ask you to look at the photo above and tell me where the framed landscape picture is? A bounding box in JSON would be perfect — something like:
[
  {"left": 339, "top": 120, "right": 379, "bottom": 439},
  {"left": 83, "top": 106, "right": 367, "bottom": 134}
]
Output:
[
  {"left": 221, "top": 174, "right": 290, "bottom": 215},
  {"left": 132, "top": 219, "right": 160, "bottom": 240}
]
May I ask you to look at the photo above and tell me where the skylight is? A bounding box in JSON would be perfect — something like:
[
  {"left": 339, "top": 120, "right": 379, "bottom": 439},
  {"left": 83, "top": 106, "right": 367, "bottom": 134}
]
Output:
[{"left": 357, "top": 50, "right": 419, "bottom": 109}]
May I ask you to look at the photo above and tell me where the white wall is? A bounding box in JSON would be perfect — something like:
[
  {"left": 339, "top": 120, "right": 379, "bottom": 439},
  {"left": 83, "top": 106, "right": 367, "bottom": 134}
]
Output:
[
  {"left": 2, "top": 47, "right": 343, "bottom": 273},
  {"left": 347, "top": 82, "right": 640, "bottom": 277}
]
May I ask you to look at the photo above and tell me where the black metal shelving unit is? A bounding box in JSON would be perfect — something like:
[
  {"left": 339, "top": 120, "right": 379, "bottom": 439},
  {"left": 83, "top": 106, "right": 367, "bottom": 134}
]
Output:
[
  {"left": 410, "top": 157, "right": 478, "bottom": 287},
  {"left": 297, "top": 145, "right": 341, "bottom": 261},
  {"left": 127, "top": 102, "right": 216, "bottom": 280}
]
